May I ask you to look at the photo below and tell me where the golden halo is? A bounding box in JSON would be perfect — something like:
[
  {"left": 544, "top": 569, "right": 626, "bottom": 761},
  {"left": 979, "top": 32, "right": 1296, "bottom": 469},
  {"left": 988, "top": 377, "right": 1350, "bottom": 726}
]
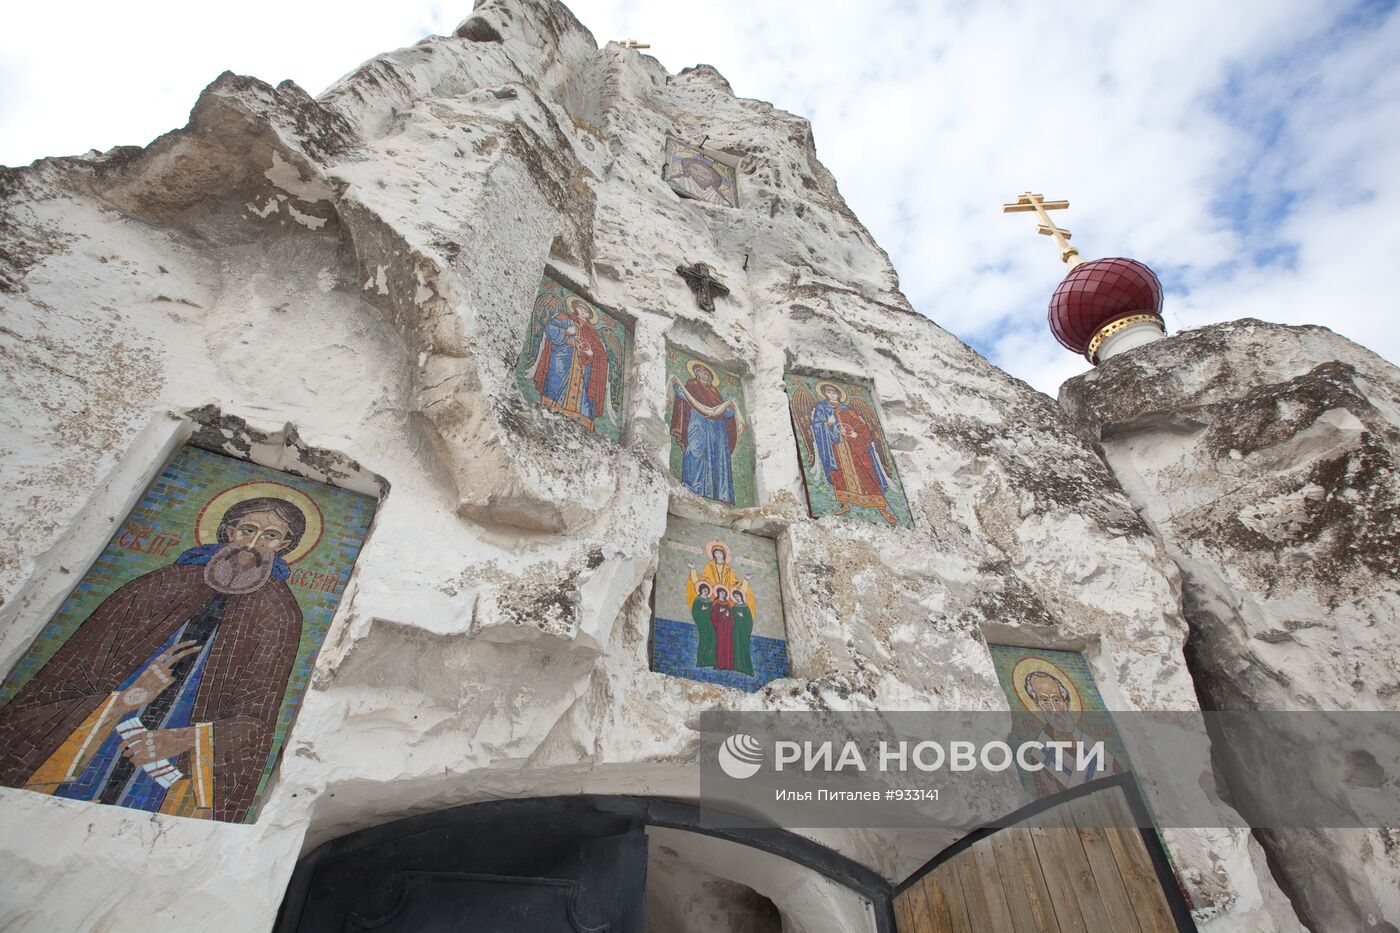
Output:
[
  {"left": 195, "top": 481, "right": 325, "bottom": 564},
  {"left": 686, "top": 359, "right": 718, "bottom": 382},
  {"left": 814, "top": 381, "right": 848, "bottom": 403},
  {"left": 1010, "top": 656, "right": 1083, "bottom": 725},
  {"left": 702, "top": 540, "right": 730, "bottom": 561},
  {"left": 565, "top": 295, "right": 598, "bottom": 323}
]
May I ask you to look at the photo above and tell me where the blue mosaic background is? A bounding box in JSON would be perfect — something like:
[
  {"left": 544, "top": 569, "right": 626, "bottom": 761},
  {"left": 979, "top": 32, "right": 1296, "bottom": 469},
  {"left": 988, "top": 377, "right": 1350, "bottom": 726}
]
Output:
[{"left": 652, "top": 618, "right": 789, "bottom": 693}]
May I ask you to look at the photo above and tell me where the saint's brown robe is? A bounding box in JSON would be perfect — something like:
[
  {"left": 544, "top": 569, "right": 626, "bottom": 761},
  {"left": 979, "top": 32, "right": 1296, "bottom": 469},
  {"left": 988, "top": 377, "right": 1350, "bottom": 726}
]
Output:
[{"left": 0, "top": 562, "right": 302, "bottom": 822}]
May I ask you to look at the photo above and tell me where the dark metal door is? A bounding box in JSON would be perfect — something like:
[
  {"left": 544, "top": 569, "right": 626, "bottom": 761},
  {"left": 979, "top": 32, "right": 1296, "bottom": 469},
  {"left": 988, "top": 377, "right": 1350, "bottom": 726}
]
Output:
[{"left": 278, "top": 801, "right": 648, "bottom": 933}]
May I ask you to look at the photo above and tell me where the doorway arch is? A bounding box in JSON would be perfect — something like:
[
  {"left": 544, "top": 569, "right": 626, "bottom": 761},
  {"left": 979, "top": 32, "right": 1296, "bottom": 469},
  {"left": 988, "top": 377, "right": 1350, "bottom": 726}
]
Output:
[{"left": 275, "top": 795, "right": 897, "bottom": 933}]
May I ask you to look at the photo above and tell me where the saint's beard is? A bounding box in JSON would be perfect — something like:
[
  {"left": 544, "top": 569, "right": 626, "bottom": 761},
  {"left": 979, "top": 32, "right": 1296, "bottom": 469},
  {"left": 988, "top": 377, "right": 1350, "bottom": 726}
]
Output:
[{"left": 204, "top": 544, "right": 276, "bottom": 594}]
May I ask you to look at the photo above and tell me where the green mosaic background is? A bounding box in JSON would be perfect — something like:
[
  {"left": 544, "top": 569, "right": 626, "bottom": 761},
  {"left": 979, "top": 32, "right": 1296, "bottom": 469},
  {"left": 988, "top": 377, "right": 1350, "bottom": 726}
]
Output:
[
  {"left": 783, "top": 373, "right": 913, "bottom": 528},
  {"left": 654, "top": 515, "right": 785, "bottom": 639},
  {"left": 514, "top": 275, "right": 627, "bottom": 442},
  {"left": 0, "top": 445, "right": 377, "bottom": 821},
  {"left": 664, "top": 346, "right": 755, "bottom": 508}
]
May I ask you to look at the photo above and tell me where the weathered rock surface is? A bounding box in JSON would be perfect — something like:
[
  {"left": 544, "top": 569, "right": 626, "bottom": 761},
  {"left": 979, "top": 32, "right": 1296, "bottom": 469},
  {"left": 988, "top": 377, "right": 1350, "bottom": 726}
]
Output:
[
  {"left": 0, "top": 1, "right": 1303, "bottom": 930},
  {"left": 644, "top": 826, "right": 871, "bottom": 933},
  {"left": 1061, "top": 319, "right": 1400, "bottom": 932}
]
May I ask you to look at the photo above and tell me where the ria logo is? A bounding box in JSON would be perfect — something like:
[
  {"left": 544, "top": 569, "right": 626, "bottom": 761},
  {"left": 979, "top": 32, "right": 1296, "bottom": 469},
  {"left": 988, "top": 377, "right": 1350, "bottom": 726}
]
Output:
[{"left": 718, "top": 733, "right": 764, "bottom": 780}]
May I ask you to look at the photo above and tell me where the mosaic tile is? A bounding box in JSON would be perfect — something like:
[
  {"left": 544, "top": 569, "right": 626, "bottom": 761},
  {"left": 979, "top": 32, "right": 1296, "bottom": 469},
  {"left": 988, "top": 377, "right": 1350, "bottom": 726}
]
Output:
[
  {"left": 784, "top": 373, "right": 913, "bottom": 528},
  {"left": 515, "top": 274, "right": 627, "bottom": 442},
  {"left": 650, "top": 514, "right": 788, "bottom": 692},
  {"left": 0, "top": 445, "right": 376, "bottom": 823},
  {"left": 663, "top": 138, "right": 738, "bottom": 208},
  {"left": 664, "top": 345, "right": 755, "bottom": 508}
]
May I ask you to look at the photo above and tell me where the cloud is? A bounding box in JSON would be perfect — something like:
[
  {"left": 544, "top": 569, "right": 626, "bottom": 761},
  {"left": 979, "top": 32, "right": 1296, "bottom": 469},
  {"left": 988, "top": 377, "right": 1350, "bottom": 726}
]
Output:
[
  {"left": 0, "top": 1, "right": 461, "bottom": 163},
  {"left": 4, "top": 0, "right": 1397, "bottom": 394},
  {"left": 571, "top": 0, "right": 1400, "bottom": 391}
]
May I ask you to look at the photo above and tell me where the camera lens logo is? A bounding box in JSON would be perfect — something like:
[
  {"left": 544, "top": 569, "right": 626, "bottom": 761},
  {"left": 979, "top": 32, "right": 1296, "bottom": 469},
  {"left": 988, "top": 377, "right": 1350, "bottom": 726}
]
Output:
[{"left": 718, "top": 734, "right": 764, "bottom": 780}]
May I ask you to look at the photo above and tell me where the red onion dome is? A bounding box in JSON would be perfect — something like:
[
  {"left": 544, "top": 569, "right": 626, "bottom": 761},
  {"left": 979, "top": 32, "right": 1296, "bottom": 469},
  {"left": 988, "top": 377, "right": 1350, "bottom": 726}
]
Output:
[{"left": 1048, "top": 257, "right": 1163, "bottom": 361}]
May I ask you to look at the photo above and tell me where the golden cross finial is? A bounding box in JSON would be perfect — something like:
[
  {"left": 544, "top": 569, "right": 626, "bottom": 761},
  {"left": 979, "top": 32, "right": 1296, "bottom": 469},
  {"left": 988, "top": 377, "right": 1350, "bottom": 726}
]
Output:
[
  {"left": 618, "top": 39, "right": 651, "bottom": 49},
  {"left": 1002, "top": 192, "right": 1083, "bottom": 268}
]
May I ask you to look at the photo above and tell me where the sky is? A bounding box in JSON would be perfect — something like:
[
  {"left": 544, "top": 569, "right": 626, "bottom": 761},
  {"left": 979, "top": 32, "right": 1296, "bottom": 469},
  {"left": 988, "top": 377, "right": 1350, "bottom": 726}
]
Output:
[{"left": 3, "top": 0, "right": 1398, "bottom": 393}]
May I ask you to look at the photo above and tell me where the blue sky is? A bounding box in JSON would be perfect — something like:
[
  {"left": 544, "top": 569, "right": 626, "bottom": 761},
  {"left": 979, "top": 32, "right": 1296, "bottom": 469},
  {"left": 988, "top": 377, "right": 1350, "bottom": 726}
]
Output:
[{"left": 3, "top": 0, "right": 1397, "bottom": 392}]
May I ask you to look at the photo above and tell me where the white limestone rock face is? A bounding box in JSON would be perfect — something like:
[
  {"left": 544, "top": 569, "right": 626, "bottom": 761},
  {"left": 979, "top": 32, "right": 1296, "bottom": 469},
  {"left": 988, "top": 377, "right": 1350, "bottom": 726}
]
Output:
[
  {"left": 0, "top": 1, "right": 1299, "bottom": 930},
  {"left": 1060, "top": 319, "right": 1400, "bottom": 932},
  {"left": 644, "top": 835, "right": 783, "bottom": 933},
  {"left": 644, "top": 826, "right": 873, "bottom": 933}
]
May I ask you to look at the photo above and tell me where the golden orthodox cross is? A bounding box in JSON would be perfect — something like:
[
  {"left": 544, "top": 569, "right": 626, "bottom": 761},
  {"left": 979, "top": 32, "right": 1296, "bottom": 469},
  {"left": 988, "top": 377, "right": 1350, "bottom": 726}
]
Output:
[{"left": 1001, "top": 192, "right": 1083, "bottom": 268}]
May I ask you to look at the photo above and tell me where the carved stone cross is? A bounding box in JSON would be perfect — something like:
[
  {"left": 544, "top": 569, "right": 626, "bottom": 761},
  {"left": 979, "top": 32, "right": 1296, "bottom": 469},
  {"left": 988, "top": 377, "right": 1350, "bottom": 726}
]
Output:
[{"left": 675, "top": 262, "right": 730, "bottom": 313}]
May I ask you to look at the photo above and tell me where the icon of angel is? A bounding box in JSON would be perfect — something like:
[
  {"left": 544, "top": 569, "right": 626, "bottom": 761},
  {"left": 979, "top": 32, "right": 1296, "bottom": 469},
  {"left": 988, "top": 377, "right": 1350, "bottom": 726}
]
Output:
[{"left": 790, "top": 381, "right": 898, "bottom": 523}]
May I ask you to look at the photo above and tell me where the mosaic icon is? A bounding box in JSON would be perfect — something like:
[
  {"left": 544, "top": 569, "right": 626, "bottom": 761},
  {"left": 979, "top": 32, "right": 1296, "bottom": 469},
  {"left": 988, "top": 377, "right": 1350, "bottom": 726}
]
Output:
[
  {"left": 988, "top": 644, "right": 1129, "bottom": 800},
  {"left": 651, "top": 515, "right": 788, "bottom": 692},
  {"left": 665, "top": 346, "right": 755, "bottom": 507},
  {"left": 515, "top": 275, "right": 628, "bottom": 441},
  {"left": 785, "top": 374, "right": 913, "bottom": 527},
  {"left": 663, "top": 139, "right": 738, "bottom": 208},
  {"left": 0, "top": 446, "right": 376, "bottom": 823}
]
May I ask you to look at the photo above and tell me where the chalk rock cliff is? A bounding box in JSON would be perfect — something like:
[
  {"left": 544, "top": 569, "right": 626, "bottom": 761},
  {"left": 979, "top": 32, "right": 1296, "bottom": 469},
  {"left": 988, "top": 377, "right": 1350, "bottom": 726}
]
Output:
[
  {"left": 0, "top": 1, "right": 1301, "bottom": 930},
  {"left": 1062, "top": 320, "right": 1400, "bottom": 931}
]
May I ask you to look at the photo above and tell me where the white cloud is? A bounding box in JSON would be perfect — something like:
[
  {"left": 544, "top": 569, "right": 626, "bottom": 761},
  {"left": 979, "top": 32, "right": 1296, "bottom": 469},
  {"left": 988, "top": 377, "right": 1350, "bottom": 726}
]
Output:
[{"left": 3, "top": 0, "right": 1397, "bottom": 394}]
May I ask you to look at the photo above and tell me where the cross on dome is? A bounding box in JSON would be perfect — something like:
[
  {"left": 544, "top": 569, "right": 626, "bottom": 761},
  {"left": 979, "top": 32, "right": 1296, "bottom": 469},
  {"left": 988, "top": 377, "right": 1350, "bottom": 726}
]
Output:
[{"left": 1002, "top": 191, "right": 1167, "bottom": 365}]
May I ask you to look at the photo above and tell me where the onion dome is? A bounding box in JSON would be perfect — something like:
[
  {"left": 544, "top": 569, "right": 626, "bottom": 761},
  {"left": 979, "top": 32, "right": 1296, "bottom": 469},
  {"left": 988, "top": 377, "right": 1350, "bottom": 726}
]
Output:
[{"left": 1048, "top": 258, "right": 1164, "bottom": 363}]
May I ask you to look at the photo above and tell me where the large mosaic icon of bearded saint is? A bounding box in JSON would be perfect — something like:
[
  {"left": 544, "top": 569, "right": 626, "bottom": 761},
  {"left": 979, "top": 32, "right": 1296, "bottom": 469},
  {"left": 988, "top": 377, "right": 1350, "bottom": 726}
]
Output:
[
  {"left": 531, "top": 293, "right": 614, "bottom": 430},
  {"left": 685, "top": 541, "right": 756, "bottom": 675},
  {"left": 668, "top": 360, "right": 746, "bottom": 503},
  {"left": 1010, "top": 656, "right": 1122, "bottom": 799},
  {"left": 791, "top": 381, "right": 899, "bottom": 524},
  {"left": 0, "top": 492, "right": 313, "bottom": 822}
]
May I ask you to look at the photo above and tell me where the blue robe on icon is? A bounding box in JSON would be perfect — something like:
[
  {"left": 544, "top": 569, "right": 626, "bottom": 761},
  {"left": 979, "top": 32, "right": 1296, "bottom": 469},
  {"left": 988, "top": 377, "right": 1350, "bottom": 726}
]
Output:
[
  {"left": 532, "top": 312, "right": 608, "bottom": 423},
  {"left": 671, "top": 378, "right": 737, "bottom": 503},
  {"left": 810, "top": 398, "right": 890, "bottom": 495}
]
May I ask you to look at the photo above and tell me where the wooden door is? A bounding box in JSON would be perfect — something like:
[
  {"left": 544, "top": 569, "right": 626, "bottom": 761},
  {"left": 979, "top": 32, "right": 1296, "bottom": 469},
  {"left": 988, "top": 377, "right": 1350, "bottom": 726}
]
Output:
[{"left": 893, "top": 784, "right": 1186, "bottom": 933}]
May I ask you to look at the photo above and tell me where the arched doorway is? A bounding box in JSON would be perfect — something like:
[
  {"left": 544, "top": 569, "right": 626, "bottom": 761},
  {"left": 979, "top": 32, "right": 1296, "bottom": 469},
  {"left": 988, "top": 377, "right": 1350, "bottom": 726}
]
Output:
[
  {"left": 275, "top": 781, "right": 1194, "bottom": 932},
  {"left": 275, "top": 796, "right": 895, "bottom": 932}
]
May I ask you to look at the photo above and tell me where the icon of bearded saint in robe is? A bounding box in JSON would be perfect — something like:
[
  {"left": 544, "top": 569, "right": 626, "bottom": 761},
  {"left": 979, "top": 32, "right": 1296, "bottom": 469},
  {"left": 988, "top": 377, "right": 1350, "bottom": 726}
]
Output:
[
  {"left": 531, "top": 294, "right": 616, "bottom": 431},
  {"left": 667, "top": 154, "right": 735, "bottom": 208},
  {"left": 0, "top": 495, "right": 311, "bottom": 822},
  {"left": 1009, "top": 658, "right": 1122, "bottom": 800},
  {"left": 791, "top": 381, "right": 899, "bottom": 524}
]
